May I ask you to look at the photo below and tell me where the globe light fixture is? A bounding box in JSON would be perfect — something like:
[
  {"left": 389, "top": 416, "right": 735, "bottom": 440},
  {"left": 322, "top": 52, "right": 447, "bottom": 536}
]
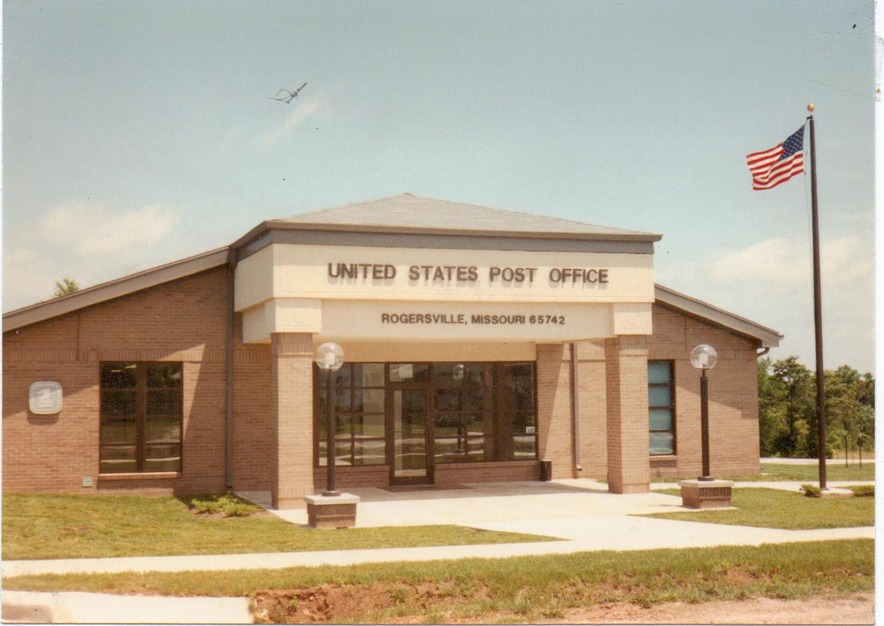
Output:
[
  {"left": 690, "top": 344, "right": 717, "bottom": 480},
  {"left": 315, "top": 342, "right": 344, "bottom": 496}
]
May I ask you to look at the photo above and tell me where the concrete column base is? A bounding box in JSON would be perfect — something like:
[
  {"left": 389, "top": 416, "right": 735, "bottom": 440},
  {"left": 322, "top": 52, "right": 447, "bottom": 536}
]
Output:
[
  {"left": 304, "top": 493, "right": 360, "bottom": 529},
  {"left": 679, "top": 479, "right": 734, "bottom": 509}
]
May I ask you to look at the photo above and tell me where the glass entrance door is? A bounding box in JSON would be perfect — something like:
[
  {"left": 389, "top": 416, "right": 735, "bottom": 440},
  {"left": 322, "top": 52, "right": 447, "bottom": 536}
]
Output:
[{"left": 392, "top": 387, "right": 431, "bottom": 484}]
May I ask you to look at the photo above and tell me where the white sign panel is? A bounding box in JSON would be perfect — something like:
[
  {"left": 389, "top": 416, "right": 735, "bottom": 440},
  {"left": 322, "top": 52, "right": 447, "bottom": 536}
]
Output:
[
  {"left": 318, "top": 301, "right": 620, "bottom": 342},
  {"left": 29, "top": 381, "right": 63, "bottom": 415},
  {"left": 235, "top": 243, "right": 654, "bottom": 311}
]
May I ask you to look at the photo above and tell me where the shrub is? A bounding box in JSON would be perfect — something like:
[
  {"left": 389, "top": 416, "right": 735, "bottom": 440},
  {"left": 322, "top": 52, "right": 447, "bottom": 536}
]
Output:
[
  {"left": 800, "top": 484, "right": 822, "bottom": 498},
  {"left": 186, "top": 494, "right": 262, "bottom": 517},
  {"left": 849, "top": 485, "right": 875, "bottom": 497}
]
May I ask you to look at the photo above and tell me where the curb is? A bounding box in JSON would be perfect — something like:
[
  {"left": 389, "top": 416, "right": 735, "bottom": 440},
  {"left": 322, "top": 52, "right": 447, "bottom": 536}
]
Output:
[{"left": 1, "top": 591, "right": 252, "bottom": 624}]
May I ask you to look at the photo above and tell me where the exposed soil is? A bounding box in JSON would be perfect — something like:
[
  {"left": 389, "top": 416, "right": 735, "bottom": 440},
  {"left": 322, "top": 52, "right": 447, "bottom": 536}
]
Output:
[
  {"left": 251, "top": 583, "right": 875, "bottom": 624},
  {"left": 550, "top": 593, "right": 875, "bottom": 624}
]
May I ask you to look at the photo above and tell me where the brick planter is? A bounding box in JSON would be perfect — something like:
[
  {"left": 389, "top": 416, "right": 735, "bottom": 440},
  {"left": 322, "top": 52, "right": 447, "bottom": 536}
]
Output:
[
  {"left": 679, "top": 480, "right": 734, "bottom": 509},
  {"left": 304, "top": 493, "right": 360, "bottom": 528}
]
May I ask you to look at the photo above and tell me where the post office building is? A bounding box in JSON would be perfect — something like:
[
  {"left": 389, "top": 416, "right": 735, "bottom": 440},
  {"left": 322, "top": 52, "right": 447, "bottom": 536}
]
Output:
[{"left": 3, "top": 194, "right": 782, "bottom": 508}]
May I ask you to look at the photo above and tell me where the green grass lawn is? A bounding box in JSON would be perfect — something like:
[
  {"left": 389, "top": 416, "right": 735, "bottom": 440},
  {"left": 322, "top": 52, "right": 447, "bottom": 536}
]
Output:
[
  {"left": 3, "top": 540, "right": 874, "bottom": 623},
  {"left": 645, "top": 488, "right": 874, "bottom": 529},
  {"left": 745, "top": 462, "right": 875, "bottom": 483},
  {"left": 653, "top": 462, "right": 875, "bottom": 484},
  {"left": 2, "top": 494, "right": 554, "bottom": 561}
]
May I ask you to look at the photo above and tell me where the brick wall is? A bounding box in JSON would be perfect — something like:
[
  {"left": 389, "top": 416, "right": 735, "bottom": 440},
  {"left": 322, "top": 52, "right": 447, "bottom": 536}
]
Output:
[
  {"left": 574, "top": 340, "right": 609, "bottom": 479},
  {"left": 270, "top": 332, "right": 314, "bottom": 509},
  {"left": 536, "top": 343, "right": 573, "bottom": 480},
  {"left": 4, "top": 276, "right": 764, "bottom": 498},
  {"left": 3, "top": 268, "right": 231, "bottom": 496},
  {"left": 605, "top": 335, "right": 651, "bottom": 493},
  {"left": 648, "top": 304, "right": 762, "bottom": 478}
]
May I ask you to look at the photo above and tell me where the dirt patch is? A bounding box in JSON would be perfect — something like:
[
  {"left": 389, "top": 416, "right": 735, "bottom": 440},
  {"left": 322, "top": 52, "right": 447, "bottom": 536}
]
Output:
[
  {"left": 551, "top": 592, "right": 875, "bottom": 624},
  {"left": 251, "top": 584, "right": 875, "bottom": 624},
  {"left": 251, "top": 581, "right": 487, "bottom": 624}
]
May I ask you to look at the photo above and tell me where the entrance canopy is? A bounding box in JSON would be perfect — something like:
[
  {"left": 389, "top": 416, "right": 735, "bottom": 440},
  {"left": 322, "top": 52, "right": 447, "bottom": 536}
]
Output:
[{"left": 232, "top": 194, "right": 662, "bottom": 345}]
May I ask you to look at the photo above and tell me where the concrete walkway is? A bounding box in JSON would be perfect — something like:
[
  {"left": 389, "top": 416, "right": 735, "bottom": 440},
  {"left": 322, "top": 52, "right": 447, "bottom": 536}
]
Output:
[{"left": 2, "top": 478, "right": 875, "bottom": 623}]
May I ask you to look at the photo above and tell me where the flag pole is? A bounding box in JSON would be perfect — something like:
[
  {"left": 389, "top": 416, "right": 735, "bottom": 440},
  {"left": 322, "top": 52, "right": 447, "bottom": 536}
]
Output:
[{"left": 807, "top": 103, "right": 827, "bottom": 490}]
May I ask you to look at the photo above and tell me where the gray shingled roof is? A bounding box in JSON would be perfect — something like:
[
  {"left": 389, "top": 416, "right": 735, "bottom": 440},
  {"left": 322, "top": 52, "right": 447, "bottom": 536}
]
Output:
[{"left": 282, "top": 193, "right": 661, "bottom": 241}]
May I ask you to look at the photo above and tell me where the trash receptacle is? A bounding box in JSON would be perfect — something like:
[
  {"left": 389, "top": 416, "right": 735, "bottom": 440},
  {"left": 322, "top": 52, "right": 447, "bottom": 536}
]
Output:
[{"left": 540, "top": 459, "right": 552, "bottom": 481}]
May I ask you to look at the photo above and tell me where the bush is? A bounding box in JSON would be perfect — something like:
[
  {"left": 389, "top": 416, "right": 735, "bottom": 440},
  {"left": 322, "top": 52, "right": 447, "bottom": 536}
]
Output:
[
  {"left": 186, "top": 494, "right": 262, "bottom": 517},
  {"left": 800, "top": 484, "right": 823, "bottom": 498},
  {"left": 849, "top": 485, "right": 875, "bottom": 497}
]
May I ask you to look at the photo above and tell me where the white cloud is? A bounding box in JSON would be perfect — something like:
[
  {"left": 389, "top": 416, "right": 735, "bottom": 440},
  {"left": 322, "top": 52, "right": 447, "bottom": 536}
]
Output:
[
  {"left": 39, "top": 202, "right": 178, "bottom": 256},
  {"left": 3, "top": 202, "right": 181, "bottom": 310},
  {"left": 711, "top": 237, "right": 811, "bottom": 284},
  {"left": 711, "top": 235, "right": 873, "bottom": 287},
  {"left": 705, "top": 234, "right": 874, "bottom": 371}
]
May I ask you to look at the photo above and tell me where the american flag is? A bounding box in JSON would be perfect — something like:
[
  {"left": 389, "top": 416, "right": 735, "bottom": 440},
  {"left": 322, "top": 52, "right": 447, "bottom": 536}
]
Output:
[{"left": 746, "top": 126, "right": 805, "bottom": 190}]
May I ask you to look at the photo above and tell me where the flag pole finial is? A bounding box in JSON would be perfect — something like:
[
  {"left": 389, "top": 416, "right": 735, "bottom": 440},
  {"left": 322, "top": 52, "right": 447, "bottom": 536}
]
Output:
[{"left": 807, "top": 103, "right": 815, "bottom": 112}]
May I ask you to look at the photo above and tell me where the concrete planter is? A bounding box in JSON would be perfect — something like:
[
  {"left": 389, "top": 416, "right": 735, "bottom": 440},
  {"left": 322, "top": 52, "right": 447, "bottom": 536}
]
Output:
[
  {"left": 304, "top": 493, "right": 360, "bottom": 528},
  {"left": 679, "top": 479, "right": 734, "bottom": 509}
]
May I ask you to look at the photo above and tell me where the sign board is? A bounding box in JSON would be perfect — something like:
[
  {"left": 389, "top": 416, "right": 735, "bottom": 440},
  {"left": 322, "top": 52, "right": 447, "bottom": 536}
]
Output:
[{"left": 29, "top": 381, "right": 63, "bottom": 415}]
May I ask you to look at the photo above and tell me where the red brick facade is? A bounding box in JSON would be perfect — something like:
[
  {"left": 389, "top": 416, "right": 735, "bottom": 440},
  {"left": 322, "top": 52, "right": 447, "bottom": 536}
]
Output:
[
  {"left": 3, "top": 268, "right": 764, "bottom": 503},
  {"left": 3, "top": 268, "right": 230, "bottom": 495}
]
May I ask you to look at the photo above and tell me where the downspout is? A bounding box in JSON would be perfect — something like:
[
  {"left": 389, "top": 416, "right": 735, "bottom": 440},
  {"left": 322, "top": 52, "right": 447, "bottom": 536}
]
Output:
[
  {"left": 225, "top": 246, "right": 238, "bottom": 492},
  {"left": 756, "top": 347, "right": 770, "bottom": 359},
  {"left": 570, "top": 342, "right": 582, "bottom": 475}
]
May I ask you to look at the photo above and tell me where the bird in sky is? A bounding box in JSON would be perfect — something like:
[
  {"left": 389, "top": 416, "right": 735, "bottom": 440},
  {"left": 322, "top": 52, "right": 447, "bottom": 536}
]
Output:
[{"left": 269, "top": 82, "right": 308, "bottom": 103}]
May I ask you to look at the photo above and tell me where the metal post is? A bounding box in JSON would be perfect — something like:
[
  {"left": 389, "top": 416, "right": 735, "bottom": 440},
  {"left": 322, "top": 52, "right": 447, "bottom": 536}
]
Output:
[
  {"left": 324, "top": 371, "right": 339, "bottom": 496},
  {"left": 807, "top": 111, "right": 827, "bottom": 490},
  {"left": 699, "top": 369, "right": 712, "bottom": 481}
]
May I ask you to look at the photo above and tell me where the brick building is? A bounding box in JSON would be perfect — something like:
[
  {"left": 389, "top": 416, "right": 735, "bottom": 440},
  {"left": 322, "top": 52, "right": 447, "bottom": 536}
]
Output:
[{"left": 3, "top": 195, "right": 781, "bottom": 508}]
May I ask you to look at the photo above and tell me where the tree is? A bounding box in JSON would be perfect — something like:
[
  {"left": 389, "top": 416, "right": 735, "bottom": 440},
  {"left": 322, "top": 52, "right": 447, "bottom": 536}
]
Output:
[
  {"left": 757, "top": 358, "right": 787, "bottom": 456},
  {"left": 769, "top": 356, "right": 815, "bottom": 457},
  {"left": 53, "top": 278, "right": 80, "bottom": 298},
  {"left": 825, "top": 365, "right": 875, "bottom": 455},
  {"left": 758, "top": 356, "right": 875, "bottom": 458}
]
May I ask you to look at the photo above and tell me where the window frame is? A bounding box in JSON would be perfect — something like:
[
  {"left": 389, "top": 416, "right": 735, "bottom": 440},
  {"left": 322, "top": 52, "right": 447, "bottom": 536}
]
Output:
[
  {"left": 314, "top": 363, "right": 387, "bottom": 467},
  {"left": 312, "top": 362, "right": 538, "bottom": 468},
  {"left": 99, "top": 361, "right": 183, "bottom": 474},
  {"left": 648, "top": 360, "right": 676, "bottom": 456}
]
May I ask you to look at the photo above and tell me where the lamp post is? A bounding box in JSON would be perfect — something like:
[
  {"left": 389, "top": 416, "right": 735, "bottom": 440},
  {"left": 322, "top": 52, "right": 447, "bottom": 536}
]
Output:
[
  {"left": 690, "top": 344, "right": 718, "bottom": 481},
  {"left": 315, "top": 342, "right": 344, "bottom": 497}
]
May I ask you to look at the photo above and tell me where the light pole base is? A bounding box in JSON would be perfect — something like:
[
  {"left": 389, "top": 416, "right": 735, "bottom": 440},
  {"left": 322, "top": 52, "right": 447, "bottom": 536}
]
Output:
[
  {"left": 304, "top": 493, "right": 359, "bottom": 529},
  {"left": 679, "top": 479, "right": 734, "bottom": 509}
]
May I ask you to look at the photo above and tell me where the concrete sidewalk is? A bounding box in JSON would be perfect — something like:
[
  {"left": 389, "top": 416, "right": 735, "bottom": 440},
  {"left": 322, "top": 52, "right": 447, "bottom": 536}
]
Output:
[{"left": 2, "top": 479, "right": 875, "bottom": 623}]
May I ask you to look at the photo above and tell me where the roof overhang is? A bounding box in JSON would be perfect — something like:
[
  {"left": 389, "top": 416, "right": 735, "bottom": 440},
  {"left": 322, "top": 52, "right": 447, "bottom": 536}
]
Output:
[
  {"left": 3, "top": 247, "right": 230, "bottom": 333},
  {"left": 232, "top": 220, "right": 662, "bottom": 261},
  {"left": 654, "top": 284, "right": 782, "bottom": 349}
]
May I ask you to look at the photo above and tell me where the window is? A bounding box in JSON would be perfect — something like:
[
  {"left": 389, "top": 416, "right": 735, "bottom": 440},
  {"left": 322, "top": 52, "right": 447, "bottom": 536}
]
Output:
[
  {"left": 648, "top": 361, "right": 675, "bottom": 455},
  {"left": 433, "top": 364, "right": 488, "bottom": 463},
  {"left": 316, "top": 363, "right": 386, "bottom": 466},
  {"left": 313, "top": 362, "right": 538, "bottom": 467},
  {"left": 100, "top": 362, "right": 182, "bottom": 473},
  {"left": 496, "top": 363, "right": 537, "bottom": 461}
]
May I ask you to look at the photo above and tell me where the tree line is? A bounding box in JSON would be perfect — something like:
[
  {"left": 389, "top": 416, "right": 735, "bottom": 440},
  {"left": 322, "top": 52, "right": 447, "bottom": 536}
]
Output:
[{"left": 758, "top": 356, "right": 874, "bottom": 458}]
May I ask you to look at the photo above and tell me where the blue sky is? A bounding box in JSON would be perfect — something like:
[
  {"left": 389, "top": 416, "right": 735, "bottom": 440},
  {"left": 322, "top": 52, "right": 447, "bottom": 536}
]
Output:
[{"left": 2, "top": 0, "right": 878, "bottom": 373}]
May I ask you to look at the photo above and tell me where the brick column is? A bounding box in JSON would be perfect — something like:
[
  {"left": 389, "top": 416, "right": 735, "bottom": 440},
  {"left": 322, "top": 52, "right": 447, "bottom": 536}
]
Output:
[
  {"left": 536, "top": 343, "right": 572, "bottom": 479},
  {"left": 605, "top": 335, "right": 650, "bottom": 493},
  {"left": 270, "top": 332, "right": 314, "bottom": 509}
]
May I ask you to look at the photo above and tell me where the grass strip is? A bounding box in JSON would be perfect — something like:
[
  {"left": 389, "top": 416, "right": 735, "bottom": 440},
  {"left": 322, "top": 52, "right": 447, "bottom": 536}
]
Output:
[
  {"left": 654, "top": 462, "right": 875, "bottom": 483},
  {"left": 3, "top": 539, "right": 874, "bottom": 623},
  {"left": 2, "top": 494, "right": 554, "bottom": 560},
  {"left": 644, "top": 488, "right": 874, "bottom": 529}
]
